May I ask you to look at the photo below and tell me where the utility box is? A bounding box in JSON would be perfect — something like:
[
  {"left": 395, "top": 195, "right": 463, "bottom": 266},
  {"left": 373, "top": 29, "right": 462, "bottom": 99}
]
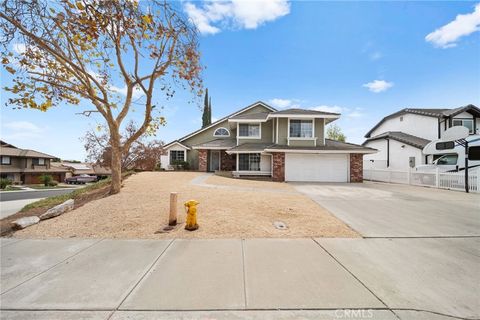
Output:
[{"left": 409, "top": 157, "right": 416, "bottom": 168}]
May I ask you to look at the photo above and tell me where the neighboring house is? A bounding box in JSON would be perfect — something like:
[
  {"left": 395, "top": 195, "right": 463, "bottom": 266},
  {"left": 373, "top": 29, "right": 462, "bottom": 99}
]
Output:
[
  {"left": 50, "top": 161, "right": 112, "bottom": 179},
  {"left": 362, "top": 104, "right": 480, "bottom": 170},
  {"left": 0, "top": 141, "right": 69, "bottom": 184},
  {"left": 161, "top": 101, "right": 375, "bottom": 182}
]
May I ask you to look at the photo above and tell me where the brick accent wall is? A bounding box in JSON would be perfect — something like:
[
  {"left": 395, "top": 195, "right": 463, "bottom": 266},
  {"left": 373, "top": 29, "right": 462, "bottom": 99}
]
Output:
[
  {"left": 272, "top": 152, "right": 285, "bottom": 182},
  {"left": 220, "top": 151, "right": 235, "bottom": 171},
  {"left": 350, "top": 153, "right": 363, "bottom": 182},
  {"left": 198, "top": 149, "right": 208, "bottom": 172}
]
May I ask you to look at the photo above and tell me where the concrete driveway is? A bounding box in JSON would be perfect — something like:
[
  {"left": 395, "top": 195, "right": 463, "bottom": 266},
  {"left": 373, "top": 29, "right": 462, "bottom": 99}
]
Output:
[{"left": 293, "top": 181, "right": 480, "bottom": 237}]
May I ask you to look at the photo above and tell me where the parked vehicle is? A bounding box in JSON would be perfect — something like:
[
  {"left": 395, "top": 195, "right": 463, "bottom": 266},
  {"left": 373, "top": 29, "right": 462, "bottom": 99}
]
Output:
[
  {"left": 416, "top": 135, "right": 480, "bottom": 172},
  {"left": 65, "top": 174, "right": 98, "bottom": 184}
]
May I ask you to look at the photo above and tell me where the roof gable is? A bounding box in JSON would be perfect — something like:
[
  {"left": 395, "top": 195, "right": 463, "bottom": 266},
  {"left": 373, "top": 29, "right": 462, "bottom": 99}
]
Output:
[
  {"left": 364, "top": 104, "right": 478, "bottom": 138},
  {"left": 165, "top": 101, "right": 276, "bottom": 146}
]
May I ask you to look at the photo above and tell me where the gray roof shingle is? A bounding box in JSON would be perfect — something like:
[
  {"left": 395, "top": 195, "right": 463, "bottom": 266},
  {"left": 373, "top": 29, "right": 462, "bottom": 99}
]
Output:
[
  {"left": 229, "top": 112, "right": 269, "bottom": 120},
  {"left": 363, "top": 131, "right": 431, "bottom": 149},
  {"left": 269, "top": 108, "right": 340, "bottom": 116}
]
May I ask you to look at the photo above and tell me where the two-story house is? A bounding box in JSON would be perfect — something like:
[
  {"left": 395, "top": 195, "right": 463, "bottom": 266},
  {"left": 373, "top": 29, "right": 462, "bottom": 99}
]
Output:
[
  {"left": 362, "top": 104, "right": 480, "bottom": 170},
  {"left": 0, "top": 140, "right": 69, "bottom": 184},
  {"left": 160, "top": 101, "right": 375, "bottom": 182}
]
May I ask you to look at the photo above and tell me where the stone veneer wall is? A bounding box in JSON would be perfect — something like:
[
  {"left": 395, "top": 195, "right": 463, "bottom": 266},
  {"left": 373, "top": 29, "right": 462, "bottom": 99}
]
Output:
[
  {"left": 198, "top": 149, "right": 208, "bottom": 172},
  {"left": 350, "top": 153, "right": 363, "bottom": 182},
  {"left": 272, "top": 152, "right": 285, "bottom": 182}
]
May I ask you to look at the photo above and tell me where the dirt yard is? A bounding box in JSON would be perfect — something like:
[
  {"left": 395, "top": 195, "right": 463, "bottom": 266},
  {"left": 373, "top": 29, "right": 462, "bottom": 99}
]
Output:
[{"left": 15, "top": 172, "right": 359, "bottom": 239}]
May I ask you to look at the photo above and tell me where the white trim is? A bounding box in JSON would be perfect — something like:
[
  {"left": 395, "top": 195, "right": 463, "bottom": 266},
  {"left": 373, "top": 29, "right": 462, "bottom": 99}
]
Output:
[
  {"left": 272, "top": 119, "right": 274, "bottom": 143},
  {"left": 163, "top": 141, "right": 191, "bottom": 150},
  {"left": 226, "top": 150, "right": 270, "bottom": 154},
  {"left": 192, "top": 146, "right": 229, "bottom": 150},
  {"left": 228, "top": 119, "right": 267, "bottom": 123},
  {"left": 177, "top": 101, "right": 276, "bottom": 143},
  {"left": 236, "top": 122, "right": 239, "bottom": 145},
  {"left": 213, "top": 127, "right": 230, "bottom": 137},
  {"left": 268, "top": 114, "right": 340, "bottom": 119},
  {"left": 232, "top": 171, "right": 271, "bottom": 176},
  {"left": 236, "top": 153, "right": 239, "bottom": 171},
  {"left": 264, "top": 149, "right": 376, "bottom": 154},
  {"left": 276, "top": 117, "right": 279, "bottom": 144}
]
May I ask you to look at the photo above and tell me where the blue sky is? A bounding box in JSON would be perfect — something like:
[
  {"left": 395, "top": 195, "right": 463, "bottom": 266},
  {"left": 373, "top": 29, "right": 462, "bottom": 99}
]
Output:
[{"left": 1, "top": 1, "right": 479, "bottom": 160}]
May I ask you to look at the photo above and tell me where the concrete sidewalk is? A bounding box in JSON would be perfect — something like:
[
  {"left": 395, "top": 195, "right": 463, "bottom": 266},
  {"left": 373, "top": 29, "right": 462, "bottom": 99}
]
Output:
[{"left": 0, "top": 238, "right": 478, "bottom": 320}]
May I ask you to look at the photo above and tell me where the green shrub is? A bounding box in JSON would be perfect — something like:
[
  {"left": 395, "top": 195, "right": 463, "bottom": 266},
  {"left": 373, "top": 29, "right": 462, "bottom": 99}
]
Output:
[
  {"left": 0, "top": 178, "right": 12, "bottom": 189},
  {"left": 39, "top": 174, "right": 53, "bottom": 186},
  {"left": 171, "top": 160, "right": 190, "bottom": 170},
  {"left": 48, "top": 180, "right": 58, "bottom": 187}
]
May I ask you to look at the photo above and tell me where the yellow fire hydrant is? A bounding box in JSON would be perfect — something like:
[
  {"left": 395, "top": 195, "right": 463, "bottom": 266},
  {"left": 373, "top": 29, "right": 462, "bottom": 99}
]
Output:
[{"left": 184, "top": 200, "right": 199, "bottom": 231}]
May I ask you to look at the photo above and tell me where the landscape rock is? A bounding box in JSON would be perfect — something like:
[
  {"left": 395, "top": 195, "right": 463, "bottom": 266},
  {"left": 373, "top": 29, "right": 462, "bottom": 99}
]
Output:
[
  {"left": 12, "top": 216, "right": 40, "bottom": 229},
  {"left": 40, "top": 199, "right": 74, "bottom": 220}
]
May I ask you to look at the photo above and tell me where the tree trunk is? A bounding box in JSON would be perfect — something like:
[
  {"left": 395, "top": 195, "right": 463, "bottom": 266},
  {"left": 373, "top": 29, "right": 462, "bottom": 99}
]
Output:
[{"left": 110, "top": 133, "right": 122, "bottom": 195}]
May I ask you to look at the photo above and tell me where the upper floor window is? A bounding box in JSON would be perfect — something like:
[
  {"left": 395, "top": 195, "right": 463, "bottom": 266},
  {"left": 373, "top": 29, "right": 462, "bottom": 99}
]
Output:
[
  {"left": 239, "top": 124, "right": 260, "bottom": 138},
  {"left": 452, "top": 119, "right": 474, "bottom": 134},
  {"left": 213, "top": 127, "right": 230, "bottom": 137},
  {"left": 1, "top": 156, "right": 11, "bottom": 165},
  {"left": 33, "top": 158, "right": 45, "bottom": 165},
  {"left": 289, "top": 120, "right": 313, "bottom": 138}
]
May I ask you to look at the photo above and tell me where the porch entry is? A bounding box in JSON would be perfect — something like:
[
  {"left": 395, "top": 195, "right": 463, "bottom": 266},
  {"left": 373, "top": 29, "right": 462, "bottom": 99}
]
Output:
[{"left": 209, "top": 150, "right": 220, "bottom": 171}]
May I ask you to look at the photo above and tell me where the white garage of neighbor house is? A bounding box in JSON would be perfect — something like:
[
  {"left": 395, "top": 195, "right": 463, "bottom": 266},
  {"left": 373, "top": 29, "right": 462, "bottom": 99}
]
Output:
[{"left": 161, "top": 101, "right": 376, "bottom": 182}]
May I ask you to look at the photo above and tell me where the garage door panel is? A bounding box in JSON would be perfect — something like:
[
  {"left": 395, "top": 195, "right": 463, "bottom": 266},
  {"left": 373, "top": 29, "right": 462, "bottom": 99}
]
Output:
[{"left": 285, "top": 154, "right": 349, "bottom": 182}]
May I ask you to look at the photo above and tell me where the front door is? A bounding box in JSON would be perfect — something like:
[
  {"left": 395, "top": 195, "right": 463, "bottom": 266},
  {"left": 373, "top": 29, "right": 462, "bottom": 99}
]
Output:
[{"left": 210, "top": 151, "right": 220, "bottom": 171}]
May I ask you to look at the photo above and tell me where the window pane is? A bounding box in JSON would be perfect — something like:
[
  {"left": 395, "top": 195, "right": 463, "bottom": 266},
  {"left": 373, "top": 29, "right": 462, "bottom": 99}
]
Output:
[
  {"left": 1, "top": 156, "right": 10, "bottom": 164},
  {"left": 463, "top": 120, "right": 474, "bottom": 133},
  {"left": 249, "top": 153, "right": 260, "bottom": 171},
  {"left": 290, "top": 120, "right": 312, "bottom": 138},
  {"left": 453, "top": 119, "right": 462, "bottom": 126},
  {"left": 38, "top": 158, "right": 45, "bottom": 165},
  {"left": 249, "top": 125, "right": 259, "bottom": 136},
  {"left": 214, "top": 128, "right": 229, "bottom": 136},
  {"left": 170, "top": 150, "right": 184, "bottom": 162},
  {"left": 239, "top": 124, "right": 249, "bottom": 136},
  {"left": 239, "top": 154, "right": 249, "bottom": 170}
]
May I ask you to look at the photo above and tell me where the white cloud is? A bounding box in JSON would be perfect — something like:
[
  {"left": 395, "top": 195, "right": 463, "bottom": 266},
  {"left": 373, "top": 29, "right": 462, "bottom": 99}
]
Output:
[
  {"left": 311, "top": 105, "right": 343, "bottom": 114},
  {"left": 362, "top": 80, "right": 394, "bottom": 93},
  {"left": 369, "top": 51, "right": 383, "bottom": 61},
  {"left": 311, "top": 105, "right": 364, "bottom": 118},
  {"left": 184, "top": 0, "right": 290, "bottom": 35},
  {"left": 425, "top": 3, "right": 480, "bottom": 48},
  {"left": 4, "top": 121, "right": 43, "bottom": 133},
  {"left": 268, "top": 98, "right": 299, "bottom": 109},
  {"left": 3, "top": 121, "right": 46, "bottom": 141},
  {"left": 111, "top": 85, "right": 144, "bottom": 100}
]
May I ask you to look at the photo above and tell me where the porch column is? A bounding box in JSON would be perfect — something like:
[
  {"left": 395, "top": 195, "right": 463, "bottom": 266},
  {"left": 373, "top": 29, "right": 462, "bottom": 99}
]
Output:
[
  {"left": 350, "top": 153, "right": 363, "bottom": 182},
  {"left": 198, "top": 149, "right": 208, "bottom": 172},
  {"left": 272, "top": 152, "right": 285, "bottom": 182}
]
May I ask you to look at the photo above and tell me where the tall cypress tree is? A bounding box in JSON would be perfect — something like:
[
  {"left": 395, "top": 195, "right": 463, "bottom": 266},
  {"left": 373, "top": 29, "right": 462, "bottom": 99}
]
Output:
[
  {"left": 208, "top": 96, "right": 212, "bottom": 125},
  {"left": 201, "top": 88, "right": 209, "bottom": 128}
]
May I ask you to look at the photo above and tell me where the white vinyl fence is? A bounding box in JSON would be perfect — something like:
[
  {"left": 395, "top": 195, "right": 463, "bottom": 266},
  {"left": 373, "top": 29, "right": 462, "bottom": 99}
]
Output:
[{"left": 364, "top": 168, "right": 479, "bottom": 193}]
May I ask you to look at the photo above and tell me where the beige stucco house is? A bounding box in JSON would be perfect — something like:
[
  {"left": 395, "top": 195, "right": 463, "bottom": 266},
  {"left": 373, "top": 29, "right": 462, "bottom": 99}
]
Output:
[
  {"left": 161, "top": 101, "right": 376, "bottom": 182},
  {"left": 0, "top": 141, "right": 69, "bottom": 184}
]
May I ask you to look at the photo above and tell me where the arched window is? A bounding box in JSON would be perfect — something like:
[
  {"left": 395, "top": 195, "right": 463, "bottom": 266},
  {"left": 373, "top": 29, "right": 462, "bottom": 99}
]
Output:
[{"left": 213, "top": 127, "right": 230, "bottom": 137}]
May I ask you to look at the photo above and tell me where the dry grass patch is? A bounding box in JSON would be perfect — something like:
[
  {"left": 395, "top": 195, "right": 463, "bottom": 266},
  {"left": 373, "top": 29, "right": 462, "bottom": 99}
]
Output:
[{"left": 16, "top": 172, "right": 359, "bottom": 239}]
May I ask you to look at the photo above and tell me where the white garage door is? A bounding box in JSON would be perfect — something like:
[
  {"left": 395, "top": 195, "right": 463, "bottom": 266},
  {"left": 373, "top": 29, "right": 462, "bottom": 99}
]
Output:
[{"left": 285, "top": 153, "right": 349, "bottom": 182}]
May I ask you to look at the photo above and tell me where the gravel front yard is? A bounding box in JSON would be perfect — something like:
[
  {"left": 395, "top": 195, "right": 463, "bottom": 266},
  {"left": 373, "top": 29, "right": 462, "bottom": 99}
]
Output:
[{"left": 15, "top": 172, "right": 358, "bottom": 239}]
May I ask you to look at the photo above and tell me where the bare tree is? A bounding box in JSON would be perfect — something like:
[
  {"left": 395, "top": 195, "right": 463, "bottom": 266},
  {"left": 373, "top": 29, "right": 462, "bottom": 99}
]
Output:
[
  {"left": 83, "top": 121, "right": 165, "bottom": 171},
  {"left": 0, "top": 0, "right": 203, "bottom": 194}
]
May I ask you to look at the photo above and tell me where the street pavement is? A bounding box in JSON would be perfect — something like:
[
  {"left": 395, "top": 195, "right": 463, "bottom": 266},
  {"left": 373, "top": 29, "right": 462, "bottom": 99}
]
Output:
[
  {"left": 0, "top": 237, "right": 478, "bottom": 320},
  {"left": 0, "top": 198, "right": 45, "bottom": 219},
  {"left": 0, "top": 188, "right": 77, "bottom": 202}
]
